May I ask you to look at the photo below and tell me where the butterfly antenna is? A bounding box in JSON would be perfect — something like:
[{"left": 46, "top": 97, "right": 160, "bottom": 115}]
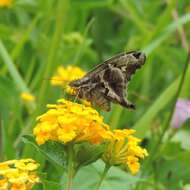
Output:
[{"left": 42, "top": 78, "right": 71, "bottom": 85}]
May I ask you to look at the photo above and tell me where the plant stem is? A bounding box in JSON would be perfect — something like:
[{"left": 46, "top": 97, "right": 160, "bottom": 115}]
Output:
[
  {"left": 156, "top": 52, "right": 190, "bottom": 148},
  {"left": 66, "top": 144, "right": 74, "bottom": 190},
  {"left": 95, "top": 164, "right": 110, "bottom": 190}
]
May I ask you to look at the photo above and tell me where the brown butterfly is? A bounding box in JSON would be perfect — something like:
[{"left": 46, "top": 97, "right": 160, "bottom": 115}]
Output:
[{"left": 69, "top": 51, "right": 146, "bottom": 111}]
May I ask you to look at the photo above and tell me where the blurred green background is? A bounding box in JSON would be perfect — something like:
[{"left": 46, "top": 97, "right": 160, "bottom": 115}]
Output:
[{"left": 1, "top": 0, "right": 190, "bottom": 189}]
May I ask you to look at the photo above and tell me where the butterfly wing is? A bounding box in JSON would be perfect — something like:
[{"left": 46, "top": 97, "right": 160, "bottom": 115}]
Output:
[
  {"left": 70, "top": 52, "right": 130, "bottom": 87},
  {"left": 103, "top": 67, "right": 135, "bottom": 109},
  {"left": 90, "top": 88, "right": 111, "bottom": 111},
  {"left": 69, "top": 63, "right": 107, "bottom": 87}
]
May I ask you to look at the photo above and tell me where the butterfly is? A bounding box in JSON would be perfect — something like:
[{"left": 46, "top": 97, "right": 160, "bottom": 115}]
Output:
[{"left": 69, "top": 51, "right": 146, "bottom": 111}]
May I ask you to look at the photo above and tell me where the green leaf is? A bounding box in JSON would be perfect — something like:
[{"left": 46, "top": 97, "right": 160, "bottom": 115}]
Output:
[
  {"left": 75, "top": 142, "right": 107, "bottom": 168},
  {"left": 157, "top": 152, "right": 190, "bottom": 190},
  {"left": 22, "top": 135, "right": 66, "bottom": 169},
  {"left": 42, "top": 180, "right": 61, "bottom": 190},
  {"left": 161, "top": 142, "right": 183, "bottom": 159},
  {"left": 73, "top": 160, "right": 140, "bottom": 190},
  {"left": 172, "top": 129, "right": 190, "bottom": 150}
]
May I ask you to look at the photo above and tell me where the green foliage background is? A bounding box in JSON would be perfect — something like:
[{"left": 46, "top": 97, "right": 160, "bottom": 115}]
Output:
[{"left": 1, "top": 0, "right": 190, "bottom": 189}]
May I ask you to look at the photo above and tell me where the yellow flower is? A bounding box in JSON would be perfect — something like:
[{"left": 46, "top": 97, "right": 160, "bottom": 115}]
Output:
[
  {"left": 21, "top": 92, "right": 35, "bottom": 102},
  {"left": 0, "top": 178, "right": 8, "bottom": 190},
  {"left": 0, "top": 0, "right": 12, "bottom": 7},
  {"left": 0, "top": 159, "right": 40, "bottom": 190},
  {"left": 33, "top": 98, "right": 112, "bottom": 145},
  {"left": 51, "top": 66, "right": 85, "bottom": 94},
  {"left": 102, "top": 129, "right": 148, "bottom": 175}
]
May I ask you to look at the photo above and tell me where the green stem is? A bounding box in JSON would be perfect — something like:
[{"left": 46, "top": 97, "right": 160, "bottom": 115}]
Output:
[
  {"left": 95, "top": 164, "right": 110, "bottom": 190},
  {"left": 109, "top": 105, "right": 123, "bottom": 129},
  {"left": 156, "top": 52, "right": 190, "bottom": 148},
  {"left": 66, "top": 144, "right": 74, "bottom": 190}
]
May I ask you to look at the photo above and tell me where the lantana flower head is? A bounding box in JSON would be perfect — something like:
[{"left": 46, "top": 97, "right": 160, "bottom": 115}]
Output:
[
  {"left": 102, "top": 129, "right": 148, "bottom": 174},
  {"left": 33, "top": 98, "right": 112, "bottom": 145},
  {"left": 0, "top": 159, "right": 40, "bottom": 190},
  {"left": 51, "top": 66, "right": 85, "bottom": 94}
]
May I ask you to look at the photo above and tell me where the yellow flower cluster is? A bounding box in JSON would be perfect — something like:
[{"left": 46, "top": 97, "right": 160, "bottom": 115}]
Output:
[
  {"left": 51, "top": 66, "right": 86, "bottom": 94},
  {"left": 33, "top": 99, "right": 112, "bottom": 145},
  {"left": 0, "top": 159, "right": 40, "bottom": 190},
  {"left": 21, "top": 92, "right": 35, "bottom": 102},
  {"left": 0, "top": 0, "right": 12, "bottom": 7},
  {"left": 33, "top": 98, "right": 148, "bottom": 174},
  {"left": 102, "top": 129, "right": 148, "bottom": 174}
]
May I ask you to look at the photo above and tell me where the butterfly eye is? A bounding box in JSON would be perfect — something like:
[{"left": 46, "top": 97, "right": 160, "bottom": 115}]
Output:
[{"left": 132, "top": 52, "right": 142, "bottom": 59}]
